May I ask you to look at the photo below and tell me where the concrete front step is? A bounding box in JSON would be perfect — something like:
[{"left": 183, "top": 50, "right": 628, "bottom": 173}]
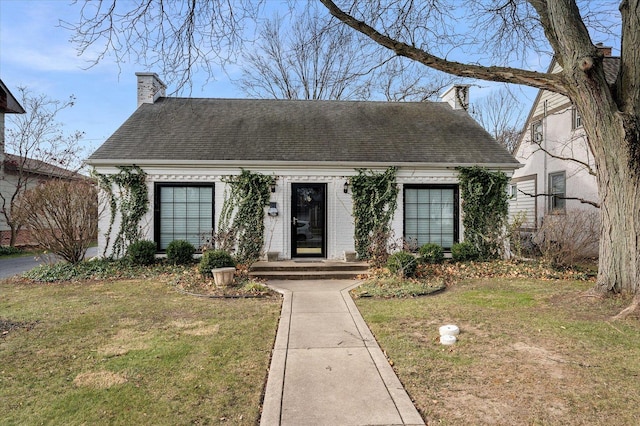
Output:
[{"left": 249, "top": 260, "right": 369, "bottom": 280}]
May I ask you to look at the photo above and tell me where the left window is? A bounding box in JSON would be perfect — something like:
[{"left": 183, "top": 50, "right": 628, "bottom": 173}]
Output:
[{"left": 154, "top": 183, "right": 214, "bottom": 251}]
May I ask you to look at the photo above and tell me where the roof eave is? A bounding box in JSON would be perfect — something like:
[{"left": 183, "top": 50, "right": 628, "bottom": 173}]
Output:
[{"left": 86, "top": 158, "right": 522, "bottom": 170}]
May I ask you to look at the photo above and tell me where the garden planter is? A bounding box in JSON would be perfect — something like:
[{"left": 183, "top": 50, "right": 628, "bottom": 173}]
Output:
[
  {"left": 267, "top": 251, "right": 279, "bottom": 262},
  {"left": 212, "top": 267, "right": 236, "bottom": 287},
  {"left": 343, "top": 251, "right": 357, "bottom": 262}
]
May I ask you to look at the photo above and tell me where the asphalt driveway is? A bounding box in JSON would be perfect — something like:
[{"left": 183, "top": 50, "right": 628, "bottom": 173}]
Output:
[{"left": 0, "top": 247, "right": 98, "bottom": 279}]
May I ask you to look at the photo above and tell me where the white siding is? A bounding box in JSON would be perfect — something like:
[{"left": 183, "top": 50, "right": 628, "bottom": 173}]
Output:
[{"left": 509, "top": 178, "right": 536, "bottom": 228}]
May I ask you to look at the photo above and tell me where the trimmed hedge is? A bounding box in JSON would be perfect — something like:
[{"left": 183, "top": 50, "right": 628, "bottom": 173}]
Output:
[
  {"left": 387, "top": 251, "right": 418, "bottom": 278},
  {"left": 166, "top": 240, "right": 195, "bottom": 265},
  {"left": 199, "top": 249, "right": 236, "bottom": 277},
  {"left": 419, "top": 243, "right": 444, "bottom": 264},
  {"left": 451, "top": 241, "right": 480, "bottom": 262},
  {"left": 127, "top": 240, "right": 157, "bottom": 265}
]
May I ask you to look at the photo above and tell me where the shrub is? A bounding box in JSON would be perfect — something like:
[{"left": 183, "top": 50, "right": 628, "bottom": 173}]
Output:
[
  {"left": 451, "top": 241, "right": 480, "bottom": 262},
  {"left": 534, "top": 209, "right": 600, "bottom": 267},
  {"left": 127, "top": 240, "right": 157, "bottom": 265},
  {"left": 0, "top": 246, "right": 21, "bottom": 256},
  {"left": 419, "top": 243, "right": 444, "bottom": 264},
  {"left": 166, "top": 240, "right": 195, "bottom": 265},
  {"left": 14, "top": 179, "right": 98, "bottom": 264},
  {"left": 199, "top": 249, "right": 236, "bottom": 277},
  {"left": 386, "top": 251, "right": 418, "bottom": 278}
]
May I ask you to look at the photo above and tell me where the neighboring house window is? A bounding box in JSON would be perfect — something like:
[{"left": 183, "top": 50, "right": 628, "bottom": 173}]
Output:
[
  {"left": 572, "top": 107, "right": 583, "bottom": 129},
  {"left": 531, "top": 120, "right": 543, "bottom": 144},
  {"left": 548, "top": 172, "right": 566, "bottom": 212},
  {"left": 510, "top": 184, "right": 518, "bottom": 199},
  {"left": 404, "top": 185, "right": 459, "bottom": 250},
  {"left": 154, "top": 183, "right": 214, "bottom": 251}
]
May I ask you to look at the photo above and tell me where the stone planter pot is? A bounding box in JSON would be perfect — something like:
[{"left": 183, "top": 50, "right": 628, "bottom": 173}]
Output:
[
  {"left": 343, "top": 251, "right": 357, "bottom": 262},
  {"left": 267, "top": 251, "right": 279, "bottom": 262},
  {"left": 212, "top": 267, "right": 236, "bottom": 288}
]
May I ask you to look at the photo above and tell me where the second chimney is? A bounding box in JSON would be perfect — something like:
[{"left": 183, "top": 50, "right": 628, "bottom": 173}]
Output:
[
  {"left": 441, "top": 85, "right": 470, "bottom": 111},
  {"left": 136, "top": 72, "right": 166, "bottom": 107}
]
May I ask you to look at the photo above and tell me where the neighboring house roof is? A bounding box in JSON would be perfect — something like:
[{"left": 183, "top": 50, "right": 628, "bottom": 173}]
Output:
[
  {"left": 0, "top": 79, "right": 26, "bottom": 114},
  {"left": 88, "top": 97, "right": 519, "bottom": 168},
  {"left": 3, "top": 153, "right": 83, "bottom": 179}
]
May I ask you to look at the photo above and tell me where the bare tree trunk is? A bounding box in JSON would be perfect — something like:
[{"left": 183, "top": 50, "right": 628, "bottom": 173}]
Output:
[
  {"left": 596, "top": 163, "right": 640, "bottom": 295},
  {"left": 8, "top": 224, "right": 17, "bottom": 247}
]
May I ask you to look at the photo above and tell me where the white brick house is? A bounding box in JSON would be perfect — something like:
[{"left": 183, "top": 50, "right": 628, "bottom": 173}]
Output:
[{"left": 88, "top": 73, "right": 519, "bottom": 260}]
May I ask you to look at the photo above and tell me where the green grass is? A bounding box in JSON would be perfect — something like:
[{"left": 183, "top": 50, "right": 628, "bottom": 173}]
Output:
[
  {"left": 356, "top": 277, "right": 640, "bottom": 425},
  {"left": 0, "top": 277, "right": 281, "bottom": 425}
]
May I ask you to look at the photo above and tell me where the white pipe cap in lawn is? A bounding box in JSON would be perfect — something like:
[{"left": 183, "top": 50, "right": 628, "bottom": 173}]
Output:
[
  {"left": 439, "top": 324, "right": 460, "bottom": 336},
  {"left": 440, "top": 334, "right": 457, "bottom": 345}
]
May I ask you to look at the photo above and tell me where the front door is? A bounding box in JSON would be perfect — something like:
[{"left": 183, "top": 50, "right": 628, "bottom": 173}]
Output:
[{"left": 291, "top": 183, "right": 326, "bottom": 257}]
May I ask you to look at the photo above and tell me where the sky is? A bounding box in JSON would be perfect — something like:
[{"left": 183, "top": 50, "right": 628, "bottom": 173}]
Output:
[
  {"left": 0, "top": 0, "right": 244, "bottom": 158},
  {"left": 0, "top": 0, "right": 551, "bottom": 162}
]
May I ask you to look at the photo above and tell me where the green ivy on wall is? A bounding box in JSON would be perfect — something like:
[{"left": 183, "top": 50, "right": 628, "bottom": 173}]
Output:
[
  {"left": 457, "top": 166, "right": 509, "bottom": 259},
  {"left": 350, "top": 167, "right": 399, "bottom": 260},
  {"left": 94, "top": 165, "right": 149, "bottom": 259},
  {"left": 219, "top": 169, "right": 273, "bottom": 265}
]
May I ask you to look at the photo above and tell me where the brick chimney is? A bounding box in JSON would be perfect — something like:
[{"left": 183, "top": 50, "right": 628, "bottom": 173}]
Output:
[
  {"left": 595, "top": 42, "right": 612, "bottom": 57},
  {"left": 136, "top": 72, "right": 166, "bottom": 107},
  {"left": 441, "top": 85, "right": 470, "bottom": 111}
]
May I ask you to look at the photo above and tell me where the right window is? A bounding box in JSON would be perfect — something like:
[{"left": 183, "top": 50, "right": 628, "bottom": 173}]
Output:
[
  {"left": 548, "top": 172, "right": 566, "bottom": 212},
  {"left": 404, "top": 185, "right": 459, "bottom": 250}
]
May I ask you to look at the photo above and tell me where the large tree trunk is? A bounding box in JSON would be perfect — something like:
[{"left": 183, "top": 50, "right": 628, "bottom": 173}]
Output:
[
  {"left": 571, "top": 82, "right": 640, "bottom": 296},
  {"left": 595, "top": 152, "right": 640, "bottom": 294}
]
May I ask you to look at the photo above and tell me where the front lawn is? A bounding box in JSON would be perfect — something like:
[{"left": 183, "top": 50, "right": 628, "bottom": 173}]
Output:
[
  {"left": 0, "top": 277, "right": 281, "bottom": 425},
  {"left": 356, "top": 275, "right": 640, "bottom": 425}
]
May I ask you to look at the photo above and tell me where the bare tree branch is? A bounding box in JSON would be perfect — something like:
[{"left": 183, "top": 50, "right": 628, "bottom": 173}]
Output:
[
  {"left": 518, "top": 189, "right": 600, "bottom": 208},
  {"left": 319, "top": 0, "right": 568, "bottom": 94},
  {"left": 236, "top": 6, "right": 452, "bottom": 101}
]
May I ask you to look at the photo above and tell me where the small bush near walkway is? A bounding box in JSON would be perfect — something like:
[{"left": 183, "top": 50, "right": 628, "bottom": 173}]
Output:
[{"left": 199, "top": 249, "right": 236, "bottom": 277}]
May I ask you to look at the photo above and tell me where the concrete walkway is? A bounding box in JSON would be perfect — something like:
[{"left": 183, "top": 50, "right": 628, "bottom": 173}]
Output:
[{"left": 261, "top": 279, "right": 425, "bottom": 426}]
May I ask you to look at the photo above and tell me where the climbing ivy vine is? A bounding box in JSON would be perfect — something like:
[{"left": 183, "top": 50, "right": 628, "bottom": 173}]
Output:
[
  {"left": 219, "top": 169, "right": 273, "bottom": 264},
  {"left": 457, "top": 166, "right": 509, "bottom": 259},
  {"left": 94, "top": 165, "right": 149, "bottom": 259},
  {"left": 350, "top": 167, "right": 398, "bottom": 261}
]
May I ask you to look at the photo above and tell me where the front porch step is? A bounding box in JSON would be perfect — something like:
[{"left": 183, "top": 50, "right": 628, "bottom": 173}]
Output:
[{"left": 249, "top": 260, "right": 369, "bottom": 280}]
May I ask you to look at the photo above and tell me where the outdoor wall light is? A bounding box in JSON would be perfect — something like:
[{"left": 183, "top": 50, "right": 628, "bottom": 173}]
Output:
[
  {"left": 268, "top": 202, "right": 279, "bottom": 217},
  {"left": 343, "top": 180, "right": 350, "bottom": 194},
  {"left": 270, "top": 181, "right": 277, "bottom": 193}
]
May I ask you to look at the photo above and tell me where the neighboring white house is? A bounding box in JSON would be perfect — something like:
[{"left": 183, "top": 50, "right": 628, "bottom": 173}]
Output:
[
  {"left": 87, "top": 73, "right": 520, "bottom": 260},
  {"left": 509, "top": 46, "right": 619, "bottom": 231}
]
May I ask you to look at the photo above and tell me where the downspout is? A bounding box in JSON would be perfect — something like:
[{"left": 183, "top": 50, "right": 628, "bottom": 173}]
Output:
[{"left": 542, "top": 99, "right": 548, "bottom": 227}]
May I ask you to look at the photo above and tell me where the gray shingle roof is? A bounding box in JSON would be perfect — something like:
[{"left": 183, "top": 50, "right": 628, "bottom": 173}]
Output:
[{"left": 89, "top": 97, "right": 519, "bottom": 167}]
